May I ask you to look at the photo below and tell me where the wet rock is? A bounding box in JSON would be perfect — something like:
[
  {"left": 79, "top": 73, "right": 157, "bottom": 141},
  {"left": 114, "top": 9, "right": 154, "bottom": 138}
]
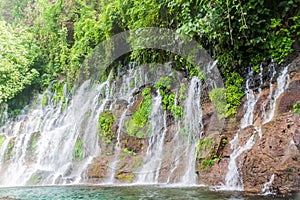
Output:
[
  {"left": 275, "top": 76, "right": 300, "bottom": 115},
  {"left": 196, "top": 132, "right": 230, "bottom": 186},
  {"left": 121, "top": 135, "right": 146, "bottom": 154},
  {"left": 241, "top": 113, "right": 300, "bottom": 194},
  {"left": 86, "top": 156, "right": 111, "bottom": 182},
  {"left": 198, "top": 158, "right": 229, "bottom": 186}
]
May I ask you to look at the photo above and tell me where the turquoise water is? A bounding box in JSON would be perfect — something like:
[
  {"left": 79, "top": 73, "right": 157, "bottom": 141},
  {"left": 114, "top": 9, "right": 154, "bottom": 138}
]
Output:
[{"left": 0, "top": 185, "right": 298, "bottom": 200}]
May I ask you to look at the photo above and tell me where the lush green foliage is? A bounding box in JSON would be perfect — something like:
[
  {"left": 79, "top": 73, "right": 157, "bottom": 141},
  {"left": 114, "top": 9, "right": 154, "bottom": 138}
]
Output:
[
  {"left": 154, "top": 77, "right": 183, "bottom": 118},
  {"left": 75, "top": 137, "right": 83, "bottom": 160},
  {"left": 196, "top": 137, "right": 220, "bottom": 169},
  {"left": 225, "top": 72, "right": 245, "bottom": 117},
  {"left": 0, "top": 0, "right": 298, "bottom": 118},
  {"left": 209, "top": 88, "right": 227, "bottom": 118},
  {"left": 98, "top": 110, "right": 115, "bottom": 144},
  {"left": 126, "top": 87, "right": 152, "bottom": 138},
  {"left": 293, "top": 102, "right": 300, "bottom": 116},
  {"left": 0, "top": 21, "right": 39, "bottom": 104},
  {"left": 123, "top": 148, "right": 136, "bottom": 156}
]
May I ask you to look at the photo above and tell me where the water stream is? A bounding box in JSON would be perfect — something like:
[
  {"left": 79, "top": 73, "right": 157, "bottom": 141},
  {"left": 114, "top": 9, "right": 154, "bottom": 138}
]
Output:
[{"left": 263, "top": 65, "right": 289, "bottom": 123}]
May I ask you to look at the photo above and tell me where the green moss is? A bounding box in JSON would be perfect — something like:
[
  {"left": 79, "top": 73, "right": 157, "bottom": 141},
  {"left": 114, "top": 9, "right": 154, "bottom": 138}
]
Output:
[
  {"left": 123, "top": 148, "right": 136, "bottom": 156},
  {"left": 179, "top": 83, "right": 186, "bottom": 101},
  {"left": 28, "top": 175, "right": 41, "bottom": 185},
  {"left": 201, "top": 156, "right": 221, "bottom": 167},
  {"left": 30, "top": 132, "right": 40, "bottom": 156},
  {"left": 129, "top": 79, "right": 135, "bottom": 89},
  {"left": 209, "top": 88, "right": 227, "bottom": 119},
  {"left": 126, "top": 87, "right": 152, "bottom": 137},
  {"left": 197, "top": 137, "right": 221, "bottom": 171},
  {"left": 80, "top": 109, "right": 92, "bottom": 135},
  {"left": 125, "top": 120, "right": 140, "bottom": 137},
  {"left": 0, "top": 136, "right": 5, "bottom": 148},
  {"left": 197, "top": 138, "right": 214, "bottom": 155},
  {"left": 221, "top": 138, "right": 227, "bottom": 147},
  {"left": 42, "top": 92, "right": 48, "bottom": 108},
  {"left": 4, "top": 139, "right": 15, "bottom": 162},
  {"left": 117, "top": 172, "right": 134, "bottom": 183},
  {"left": 154, "top": 77, "right": 182, "bottom": 118},
  {"left": 75, "top": 137, "right": 83, "bottom": 161},
  {"left": 98, "top": 110, "right": 115, "bottom": 143},
  {"left": 133, "top": 156, "right": 143, "bottom": 168}
]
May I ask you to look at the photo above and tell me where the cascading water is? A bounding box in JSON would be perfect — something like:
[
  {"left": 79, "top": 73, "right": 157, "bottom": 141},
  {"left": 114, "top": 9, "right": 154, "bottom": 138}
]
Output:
[
  {"left": 0, "top": 60, "right": 215, "bottom": 187},
  {"left": 107, "top": 109, "right": 127, "bottom": 184},
  {"left": 106, "top": 64, "right": 142, "bottom": 184},
  {"left": 224, "top": 66, "right": 264, "bottom": 190},
  {"left": 181, "top": 76, "right": 203, "bottom": 185},
  {"left": 224, "top": 132, "right": 255, "bottom": 190},
  {"left": 224, "top": 64, "right": 291, "bottom": 191},
  {"left": 136, "top": 92, "right": 166, "bottom": 184},
  {"left": 0, "top": 80, "right": 109, "bottom": 186},
  {"left": 241, "top": 67, "right": 258, "bottom": 129},
  {"left": 0, "top": 63, "right": 147, "bottom": 186},
  {"left": 263, "top": 65, "right": 289, "bottom": 123}
]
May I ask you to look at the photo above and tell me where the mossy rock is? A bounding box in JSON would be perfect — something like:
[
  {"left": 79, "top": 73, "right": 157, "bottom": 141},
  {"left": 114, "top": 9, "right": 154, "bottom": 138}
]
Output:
[
  {"left": 4, "top": 138, "right": 15, "bottom": 162},
  {"left": 0, "top": 135, "right": 6, "bottom": 148},
  {"left": 98, "top": 110, "right": 115, "bottom": 142},
  {"left": 27, "top": 174, "right": 42, "bottom": 185},
  {"left": 196, "top": 135, "right": 221, "bottom": 171},
  {"left": 125, "top": 87, "right": 152, "bottom": 138},
  {"left": 27, "top": 131, "right": 41, "bottom": 160},
  {"left": 117, "top": 171, "right": 134, "bottom": 183}
]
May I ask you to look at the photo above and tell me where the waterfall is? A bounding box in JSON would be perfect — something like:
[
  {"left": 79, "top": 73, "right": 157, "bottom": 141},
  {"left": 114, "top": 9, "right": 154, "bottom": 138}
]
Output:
[
  {"left": 224, "top": 66, "right": 264, "bottom": 190},
  {"left": 263, "top": 65, "right": 289, "bottom": 123},
  {"left": 166, "top": 121, "right": 181, "bottom": 184},
  {"left": 224, "top": 133, "right": 255, "bottom": 190},
  {"left": 241, "top": 68, "right": 257, "bottom": 128},
  {"left": 181, "top": 76, "right": 203, "bottom": 185},
  {"left": 136, "top": 92, "right": 166, "bottom": 184},
  {"left": 0, "top": 80, "right": 111, "bottom": 186},
  {"left": 107, "top": 109, "right": 127, "bottom": 184},
  {"left": 0, "top": 62, "right": 208, "bottom": 186}
]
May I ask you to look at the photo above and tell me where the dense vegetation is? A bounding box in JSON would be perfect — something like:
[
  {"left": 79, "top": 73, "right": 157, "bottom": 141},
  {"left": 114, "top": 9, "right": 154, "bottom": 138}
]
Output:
[{"left": 0, "top": 0, "right": 299, "bottom": 117}]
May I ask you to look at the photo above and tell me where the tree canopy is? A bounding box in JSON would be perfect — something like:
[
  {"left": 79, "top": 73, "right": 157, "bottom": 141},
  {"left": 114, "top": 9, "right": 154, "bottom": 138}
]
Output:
[
  {"left": 0, "top": 0, "right": 299, "bottom": 116},
  {"left": 0, "top": 21, "right": 39, "bottom": 103}
]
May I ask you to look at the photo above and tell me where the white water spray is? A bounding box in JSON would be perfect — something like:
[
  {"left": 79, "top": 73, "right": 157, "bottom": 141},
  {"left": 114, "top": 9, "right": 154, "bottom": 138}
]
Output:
[{"left": 263, "top": 66, "right": 289, "bottom": 123}]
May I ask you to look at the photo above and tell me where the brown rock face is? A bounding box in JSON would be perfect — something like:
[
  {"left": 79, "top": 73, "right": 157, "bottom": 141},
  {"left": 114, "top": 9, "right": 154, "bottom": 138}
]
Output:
[
  {"left": 84, "top": 57, "right": 300, "bottom": 195},
  {"left": 238, "top": 71, "right": 300, "bottom": 194},
  {"left": 86, "top": 156, "right": 111, "bottom": 183},
  {"left": 276, "top": 78, "right": 300, "bottom": 115},
  {"left": 196, "top": 68, "right": 300, "bottom": 195},
  {"left": 241, "top": 113, "right": 300, "bottom": 194},
  {"left": 198, "top": 158, "right": 229, "bottom": 186}
]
